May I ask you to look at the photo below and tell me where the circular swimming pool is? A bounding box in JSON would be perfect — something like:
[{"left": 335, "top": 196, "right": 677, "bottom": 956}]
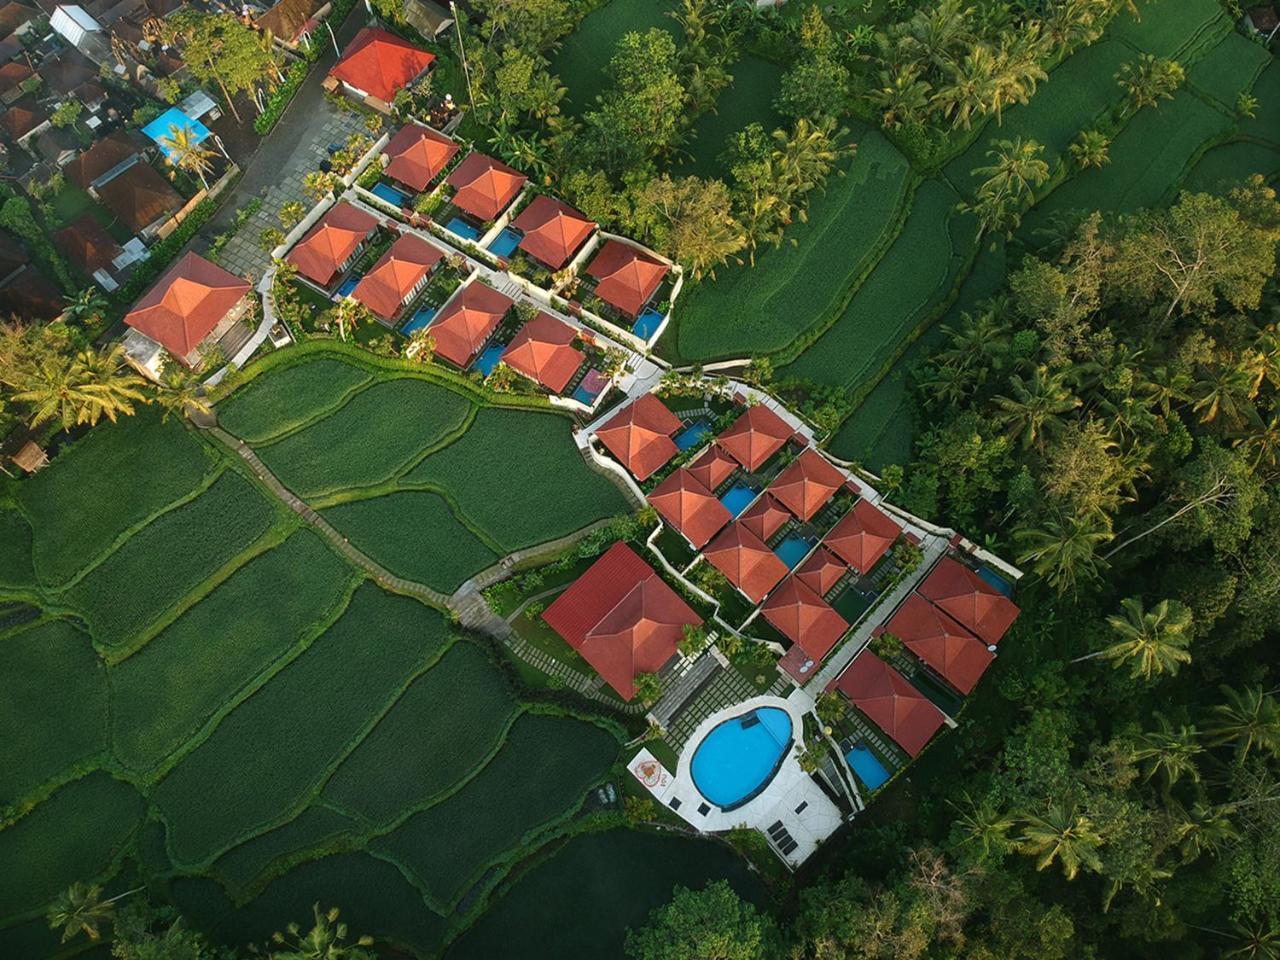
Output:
[{"left": 690, "top": 706, "right": 793, "bottom": 811}]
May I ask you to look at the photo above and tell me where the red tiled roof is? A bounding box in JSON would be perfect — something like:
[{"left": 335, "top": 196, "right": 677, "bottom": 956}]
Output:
[
  {"left": 795, "top": 547, "right": 848, "bottom": 598},
  {"left": 500, "top": 311, "right": 584, "bottom": 394},
  {"left": 0, "top": 60, "right": 31, "bottom": 98},
  {"left": 703, "top": 524, "right": 789, "bottom": 604},
  {"left": 717, "top": 405, "right": 791, "bottom": 472},
  {"left": 595, "top": 393, "right": 681, "bottom": 482},
  {"left": 0, "top": 95, "right": 45, "bottom": 139},
  {"left": 835, "top": 652, "right": 946, "bottom": 757},
  {"left": 768, "top": 449, "right": 845, "bottom": 521},
  {"left": 430, "top": 281, "right": 513, "bottom": 367},
  {"left": 97, "top": 161, "right": 183, "bottom": 234},
  {"left": 124, "top": 252, "right": 249, "bottom": 360},
  {"left": 886, "top": 593, "right": 994, "bottom": 695},
  {"left": 512, "top": 195, "right": 596, "bottom": 269},
  {"left": 825, "top": 499, "right": 903, "bottom": 574},
  {"left": 286, "top": 202, "right": 378, "bottom": 287},
  {"left": 687, "top": 443, "right": 737, "bottom": 492},
  {"left": 543, "top": 541, "right": 700, "bottom": 701},
  {"left": 382, "top": 122, "right": 459, "bottom": 192},
  {"left": 67, "top": 131, "right": 139, "bottom": 190},
  {"left": 55, "top": 215, "right": 121, "bottom": 276},
  {"left": 329, "top": 27, "right": 435, "bottom": 103},
  {"left": 762, "top": 575, "right": 849, "bottom": 660},
  {"left": 446, "top": 152, "right": 527, "bottom": 222},
  {"left": 649, "top": 468, "right": 732, "bottom": 550},
  {"left": 585, "top": 239, "right": 668, "bottom": 318},
  {"left": 918, "top": 557, "right": 1020, "bottom": 645},
  {"left": 738, "top": 493, "right": 789, "bottom": 543},
  {"left": 351, "top": 232, "right": 443, "bottom": 321}
]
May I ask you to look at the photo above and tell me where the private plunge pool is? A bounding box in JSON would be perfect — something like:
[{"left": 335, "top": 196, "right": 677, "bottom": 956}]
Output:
[{"left": 690, "top": 706, "right": 793, "bottom": 811}]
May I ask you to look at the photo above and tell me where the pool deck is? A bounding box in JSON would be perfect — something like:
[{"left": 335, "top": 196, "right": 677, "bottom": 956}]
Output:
[{"left": 630, "top": 691, "right": 843, "bottom": 868}]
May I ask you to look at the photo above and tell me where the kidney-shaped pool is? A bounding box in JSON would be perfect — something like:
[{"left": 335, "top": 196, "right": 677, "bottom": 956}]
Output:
[{"left": 690, "top": 706, "right": 793, "bottom": 811}]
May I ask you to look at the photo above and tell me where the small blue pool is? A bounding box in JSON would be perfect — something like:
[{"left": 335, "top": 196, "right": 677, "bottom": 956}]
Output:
[
  {"left": 774, "top": 532, "right": 815, "bottom": 569},
  {"left": 472, "top": 342, "right": 505, "bottom": 376},
  {"left": 336, "top": 275, "right": 360, "bottom": 297},
  {"left": 401, "top": 305, "right": 437, "bottom": 335},
  {"left": 370, "top": 181, "right": 411, "bottom": 207},
  {"left": 978, "top": 567, "right": 1014, "bottom": 596},
  {"left": 719, "top": 481, "right": 757, "bottom": 517},
  {"left": 845, "top": 742, "right": 890, "bottom": 791},
  {"left": 674, "top": 419, "right": 711, "bottom": 452},
  {"left": 691, "top": 707, "right": 793, "bottom": 810},
  {"left": 446, "top": 217, "right": 482, "bottom": 241},
  {"left": 571, "top": 369, "right": 608, "bottom": 405},
  {"left": 487, "top": 226, "right": 522, "bottom": 258},
  {"left": 632, "top": 306, "right": 663, "bottom": 339}
]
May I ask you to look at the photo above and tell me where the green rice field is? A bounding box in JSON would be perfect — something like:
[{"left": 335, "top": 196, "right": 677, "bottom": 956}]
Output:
[
  {"left": 0, "top": 508, "right": 32, "bottom": 587},
  {"left": 679, "top": 55, "right": 785, "bottom": 178},
  {"left": 1186, "top": 30, "right": 1272, "bottom": 110},
  {"left": 215, "top": 357, "right": 373, "bottom": 444},
  {"left": 551, "top": 0, "right": 678, "bottom": 115},
  {"left": 1183, "top": 140, "right": 1280, "bottom": 192}
]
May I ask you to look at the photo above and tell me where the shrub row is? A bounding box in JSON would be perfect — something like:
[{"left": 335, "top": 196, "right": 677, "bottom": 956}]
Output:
[{"left": 254, "top": 58, "right": 311, "bottom": 136}]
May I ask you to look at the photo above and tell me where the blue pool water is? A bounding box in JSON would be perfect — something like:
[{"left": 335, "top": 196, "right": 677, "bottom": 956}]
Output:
[
  {"left": 401, "top": 305, "right": 437, "bottom": 335},
  {"left": 472, "top": 342, "right": 505, "bottom": 376},
  {"left": 370, "top": 181, "right": 411, "bottom": 207},
  {"left": 691, "top": 707, "right": 793, "bottom": 810},
  {"left": 571, "top": 369, "right": 608, "bottom": 405},
  {"left": 978, "top": 567, "right": 1013, "bottom": 596},
  {"left": 487, "top": 226, "right": 522, "bottom": 258},
  {"left": 336, "top": 275, "right": 360, "bottom": 297},
  {"left": 674, "top": 420, "right": 711, "bottom": 452},
  {"left": 845, "top": 743, "right": 890, "bottom": 791},
  {"left": 632, "top": 306, "right": 663, "bottom": 339},
  {"left": 446, "top": 217, "right": 482, "bottom": 241},
  {"left": 774, "top": 532, "right": 815, "bottom": 569},
  {"left": 719, "top": 481, "right": 757, "bottom": 518}
]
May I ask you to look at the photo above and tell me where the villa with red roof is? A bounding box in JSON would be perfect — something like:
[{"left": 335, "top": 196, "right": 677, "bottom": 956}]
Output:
[
  {"left": 585, "top": 240, "right": 669, "bottom": 318},
  {"left": 649, "top": 469, "right": 732, "bottom": 550},
  {"left": 543, "top": 541, "right": 701, "bottom": 701},
  {"left": 883, "top": 594, "right": 994, "bottom": 695},
  {"left": 122, "top": 252, "right": 251, "bottom": 372},
  {"left": 703, "top": 524, "right": 789, "bottom": 604},
  {"left": 511, "top": 196, "right": 596, "bottom": 269},
  {"left": 446, "top": 153, "right": 527, "bottom": 224},
  {"left": 686, "top": 445, "right": 737, "bottom": 493},
  {"left": 738, "top": 494, "right": 789, "bottom": 543},
  {"left": 795, "top": 547, "right": 848, "bottom": 598},
  {"left": 594, "top": 393, "right": 682, "bottom": 482},
  {"left": 718, "top": 405, "right": 792, "bottom": 472},
  {"left": 824, "top": 499, "right": 903, "bottom": 574},
  {"left": 287, "top": 202, "right": 379, "bottom": 289},
  {"left": 769, "top": 449, "right": 845, "bottom": 521},
  {"left": 834, "top": 652, "right": 947, "bottom": 757},
  {"left": 351, "top": 232, "right": 444, "bottom": 323},
  {"left": 382, "top": 122, "right": 459, "bottom": 193},
  {"left": 918, "top": 557, "right": 1020, "bottom": 645},
  {"left": 763, "top": 576, "right": 849, "bottom": 661},
  {"left": 429, "top": 281, "right": 513, "bottom": 368},
  {"left": 500, "top": 312, "right": 584, "bottom": 394},
  {"left": 328, "top": 27, "right": 435, "bottom": 111}
]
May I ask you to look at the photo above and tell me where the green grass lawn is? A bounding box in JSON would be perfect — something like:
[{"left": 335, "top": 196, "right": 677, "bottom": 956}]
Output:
[
  {"left": 510, "top": 601, "right": 594, "bottom": 675},
  {"left": 552, "top": 0, "right": 679, "bottom": 115},
  {"left": 678, "top": 55, "right": 785, "bottom": 178}
]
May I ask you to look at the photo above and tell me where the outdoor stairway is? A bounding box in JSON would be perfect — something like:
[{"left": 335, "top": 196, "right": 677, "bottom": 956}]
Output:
[{"left": 650, "top": 653, "right": 723, "bottom": 730}]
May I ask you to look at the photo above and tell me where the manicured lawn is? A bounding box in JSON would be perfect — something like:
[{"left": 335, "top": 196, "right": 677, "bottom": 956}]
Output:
[
  {"left": 679, "top": 56, "right": 785, "bottom": 178},
  {"left": 511, "top": 603, "right": 593, "bottom": 675},
  {"left": 552, "top": 0, "right": 679, "bottom": 115},
  {"left": 217, "top": 357, "right": 373, "bottom": 444},
  {"left": 211, "top": 804, "right": 354, "bottom": 895}
]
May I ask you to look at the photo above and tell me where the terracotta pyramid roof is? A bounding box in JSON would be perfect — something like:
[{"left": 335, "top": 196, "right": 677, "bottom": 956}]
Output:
[
  {"left": 717, "top": 405, "right": 791, "bottom": 472},
  {"left": 824, "top": 498, "right": 903, "bottom": 574},
  {"left": 595, "top": 393, "right": 681, "bottom": 482},
  {"left": 769, "top": 449, "right": 846, "bottom": 521},
  {"left": 124, "top": 252, "right": 249, "bottom": 360},
  {"left": 835, "top": 652, "right": 946, "bottom": 757},
  {"left": 703, "top": 523, "right": 789, "bottom": 604},
  {"left": 429, "top": 281, "right": 513, "bottom": 367},
  {"left": 649, "top": 468, "right": 732, "bottom": 549},
  {"left": 687, "top": 444, "right": 737, "bottom": 492},
  {"left": 383, "top": 122, "right": 459, "bottom": 192},
  {"left": 543, "top": 542, "right": 700, "bottom": 701},
  {"left": 351, "top": 232, "right": 443, "bottom": 320},
  {"left": 501, "top": 311, "right": 584, "bottom": 393},
  {"left": 286, "top": 202, "right": 378, "bottom": 286},
  {"left": 585, "top": 239, "right": 668, "bottom": 318},
  {"left": 762, "top": 575, "right": 849, "bottom": 660},
  {"left": 738, "top": 493, "right": 790, "bottom": 543},
  {"left": 796, "top": 547, "right": 848, "bottom": 598},
  {"left": 329, "top": 27, "right": 435, "bottom": 103},
  {"left": 886, "top": 593, "right": 994, "bottom": 695},
  {"left": 512, "top": 195, "right": 596, "bottom": 269},
  {"left": 918, "top": 557, "right": 1019, "bottom": 645},
  {"left": 446, "top": 152, "right": 527, "bottom": 222}
]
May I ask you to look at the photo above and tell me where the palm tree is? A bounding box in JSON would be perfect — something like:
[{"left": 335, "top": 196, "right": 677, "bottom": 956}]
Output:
[
  {"left": 1079, "top": 597, "right": 1194, "bottom": 681},
  {"left": 332, "top": 298, "right": 372, "bottom": 342},
  {"left": 895, "top": 0, "right": 973, "bottom": 74},
  {"left": 1016, "top": 804, "right": 1105, "bottom": 880},
  {"left": 46, "top": 882, "right": 141, "bottom": 943},
  {"left": 1141, "top": 363, "right": 1193, "bottom": 416},
  {"left": 993, "top": 365, "right": 1081, "bottom": 449},
  {"left": 1116, "top": 54, "right": 1184, "bottom": 111},
  {"left": 1205, "top": 685, "right": 1280, "bottom": 762},
  {"left": 1224, "top": 918, "right": 1280, "bottom": 960},
  {"left": 1129, "top": 713, "right": 1202, "bottom": 790},
  {"left": 1014, "top": 512, "right": 1113, "bottom": 595},
  {"left": 270, "top": 904, "right": 375, "bottom": 960},
  {"left": 1174, "top": 801, "right": 1238, "bottom": 863},
  {"left": 935, "top": 306, "right": 1011, "bottom": 374},
  {"left": 868, "top": 64, "right": 932, "bottom": 130},
  {"left": 948, "top": 791, "right": 1015, "bottom": 861},
  {"left": 1234, "top": 412, "right": 1280, "bottom": 470},
  {"left": 771, "top": 116, "right": 845, "bottom": 202},
  {"left": 1192, "top": 360, "right": 1258, "bottom": 429},
  {"left": 64, "top": 287, "right": 109, "bottom": 325},
  {"left": 1069, "top": 129, "right": 1111, "bottom": 169},
  {"left": 405, "top": 329, "right": 435, "bottom": 363},
  {"left": 936, "top": 43, "right": 1000, "bottom": 130},
  {"left": 155, "top": 356, "right": 213, "bottom": 421},
  {"left": 158, "top": 124, "right": 215, "bottom": 190},
  {"left": 964, "top": 137, "right": 1050, "bottom": 238},
  {"left": 12, "top": 345, "right": 148, "bottom": 428}
]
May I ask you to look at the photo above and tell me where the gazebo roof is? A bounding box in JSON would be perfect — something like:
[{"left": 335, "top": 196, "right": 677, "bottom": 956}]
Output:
[
  {"left": 594, "top": 393, "right": 681, "bottom": 482},
  {"left": 329, "top": 27, "right": 435, "bottom": 103},
  {"left": 918, "top": 557, "right": 1020, "bottom": 645},
  {"left": 286, "top": 202, "right": 378, "bottom": 286},
  {"left": 717, "top": 405, "right": 791, "bottom": 472},
  {"left": 648, "top": 468, "right": 732, "bottom": 550},
  {"left": 703, "top": 523, "right": 789, "bottom": 604},
  {"left": 834, "top": 652, "right": 946, "bottom": 757},
  {"left": 885, "top": 593, "right": 994, "bottom": 695},
  {"left": 351, "top": 232, "right": 443, "bottom": 320},
  {"left": 383, "top": 122, "right": 459, "bottom": 192},
  {"left": 768, "top": 449, "right": 845, "bottom": 522},
  {"left": 795, "top": 547, "right": 848, "bottom": 598},
  {"left": 686, "top": 444, "right": 737, "bottom": 492},
  {"left": 446, "top": 152, "right": 527, "bottom": 222},
  {"left": 584, "top": 239, "right": 668, "bottom": 318},
  {"left": 824, "top": 498, "right": 903, "bottom": 574},
  {"left": 124, "top": 252, "right": 249, "bottom": 360}
]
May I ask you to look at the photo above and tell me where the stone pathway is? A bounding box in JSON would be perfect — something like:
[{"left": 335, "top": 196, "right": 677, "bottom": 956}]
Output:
[{"left": 665, "top": 666, "right": 758, "bottom": 753}]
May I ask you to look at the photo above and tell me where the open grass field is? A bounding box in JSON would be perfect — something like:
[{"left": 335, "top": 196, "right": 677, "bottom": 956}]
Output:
[
  {"left": 0, "top": 620, "right": 106, "bottom": 811},
  {"left": 215, "top": 357, "right": 373, "bottom": 444},
  {"left": 673, "top": 128, "right": 913, "bottom": 360},
  {"left": 404, "top": 407, "right": 631, "bottom": 551},
  {"left": 63, "top": 469, "right": 276, "bottom": 650},
  {"left": 679, "top": 55, "right": 785, "bottom": 178},
  {"left": 0, "top": 508, "right": 31, "bottom": 587},
  {"left": 552, "top": 0, "right": 678, "bottom": 115},
  {"left": 322, "top": 491, "right": 498, "bottom": 592},
  {"left": 211, "top": 804, "right": 355, "bottom": 895},
  {"left": 1186, "top": 30, "right": 1272, "bottom": 111}
]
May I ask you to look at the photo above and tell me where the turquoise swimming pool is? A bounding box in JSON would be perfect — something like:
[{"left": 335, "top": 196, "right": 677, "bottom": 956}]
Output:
[
  {"left": 632, "top": 306, "right": 663, "bottom": 339},
  {"left": 488, "top": 226, "right": 522, "bottom": 258},
  {"left": 773, "top": 531, "right": 814, "bottom": 569},
  {"left": 719, "top": 481, "right": 757, "bottom": 517},
  {"left": 674, "top": 420, "right": 711, "bottom": 452},
  {"left": 845, "top": 742, "right": 890, "bottom": 791},
  {"left": 447, "top": 217, "right": 482, "bottom": 241},
  {"left": 370, "top": 181, "right": 411, "bottom": 207},
  {"left": 691, "top": 707, "right": 792, "bottom": 810}
]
